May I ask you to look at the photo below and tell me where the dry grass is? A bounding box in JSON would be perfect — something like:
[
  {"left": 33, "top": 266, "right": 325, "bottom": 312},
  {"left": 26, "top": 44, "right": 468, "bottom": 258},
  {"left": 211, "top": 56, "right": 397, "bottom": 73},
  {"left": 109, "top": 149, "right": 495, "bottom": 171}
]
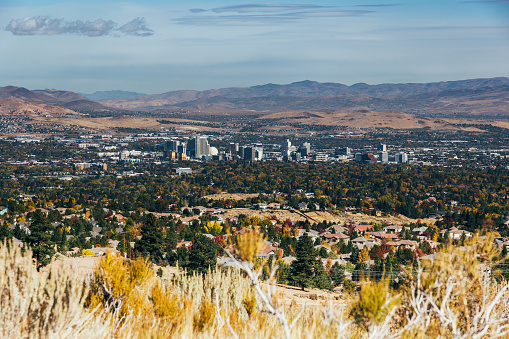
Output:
[{"left": 2, "top": 235, "right": 509, "bottom": 338}]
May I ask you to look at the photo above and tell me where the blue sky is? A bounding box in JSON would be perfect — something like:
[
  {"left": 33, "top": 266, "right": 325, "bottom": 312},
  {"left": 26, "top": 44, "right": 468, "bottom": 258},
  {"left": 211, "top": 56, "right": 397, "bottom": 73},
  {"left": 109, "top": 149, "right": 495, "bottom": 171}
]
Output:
[{"left": 1, "top": 0, "right": 509, "bottom": 94}]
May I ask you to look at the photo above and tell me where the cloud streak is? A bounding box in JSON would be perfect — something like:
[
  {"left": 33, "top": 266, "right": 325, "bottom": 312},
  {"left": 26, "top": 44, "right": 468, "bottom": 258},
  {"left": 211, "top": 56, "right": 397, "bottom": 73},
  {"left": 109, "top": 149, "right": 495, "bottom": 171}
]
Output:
[
  {"left": 463, "top": 0, "right": 509, "bottom": 3},
  {"left": 5, "top": 16, "right": 154, "bottom": 37},
  {"left": 176, "top": 5, "right": 373, "bottom": 26},
  {"left": 211, "top": 3, "right": 323, "bottom": 13}
]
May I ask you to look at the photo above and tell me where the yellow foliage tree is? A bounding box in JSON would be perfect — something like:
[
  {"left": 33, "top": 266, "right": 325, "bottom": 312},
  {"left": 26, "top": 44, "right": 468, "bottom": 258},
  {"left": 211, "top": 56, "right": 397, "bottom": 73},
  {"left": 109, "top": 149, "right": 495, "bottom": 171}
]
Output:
[
  {"left": 358, "top": 247, "right": 370, "bottom": 263},
  {"left": 82, "top": 249, "right": 94, "bottom": 256}
]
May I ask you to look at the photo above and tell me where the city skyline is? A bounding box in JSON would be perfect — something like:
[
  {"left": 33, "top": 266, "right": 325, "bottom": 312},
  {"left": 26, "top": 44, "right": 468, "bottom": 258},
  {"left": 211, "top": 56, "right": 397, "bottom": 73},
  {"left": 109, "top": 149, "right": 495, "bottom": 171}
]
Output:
[{"left": 2, "top": 0, "right": 509, "bottom": 94}]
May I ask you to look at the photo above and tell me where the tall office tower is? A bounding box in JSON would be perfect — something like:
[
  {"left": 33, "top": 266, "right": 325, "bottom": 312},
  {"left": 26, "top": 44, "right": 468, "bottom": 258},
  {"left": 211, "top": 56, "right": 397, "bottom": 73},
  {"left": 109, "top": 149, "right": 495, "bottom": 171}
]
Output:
[
  {"left": 228, "top": 142, "right": 239, "bottom": 156},
  {"left": 378, "top": 152, "right": 389, "bottom": 163},
  {"left": 377, "top": 144, "right": 387, "bottom": 152},
  {"left": 164, "top": 140, "right": 180, "bottom": 152},
  {"left": 177, "top": 144, "right": 186, "bottom": 155},
  {"left": 281, "top": 139, "right": 292, "bottom": 156},
  {"left": 395, "top": 152, "right": 408, "bottom": 163},
  {"left": 335, "top": 147, "right": 351, "bottom": 156},
  {"left": 238, "top": 146, "right": 245, "bottom": 159},
  {"left": 298, "top": 142, "right": 311, "bottom": 157},
  {"left": 243, "top": 146, "right": 255, "bottom": 161},
  {"left": 254, "top": 147, "right": 263, "bottom": 161},
  {"left": 187, "top": 135, "right": 210, "bottom": 159}
]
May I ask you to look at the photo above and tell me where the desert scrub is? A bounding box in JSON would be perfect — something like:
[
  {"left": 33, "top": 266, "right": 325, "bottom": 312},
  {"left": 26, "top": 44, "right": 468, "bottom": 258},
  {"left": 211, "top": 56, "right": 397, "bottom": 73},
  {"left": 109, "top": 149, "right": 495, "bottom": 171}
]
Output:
[{"left": 0, "top": 241, "right": 112, "bottom": 338}]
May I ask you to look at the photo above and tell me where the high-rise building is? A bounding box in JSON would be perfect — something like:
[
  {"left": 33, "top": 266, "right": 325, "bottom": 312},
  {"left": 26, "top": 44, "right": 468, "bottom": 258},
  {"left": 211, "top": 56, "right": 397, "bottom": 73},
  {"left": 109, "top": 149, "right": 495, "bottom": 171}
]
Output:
[
  {"left": 254, "top": 147, "right": 263, "bottom": 161},
  {"left": 298, "top": 142, "right": 311, "bottom": 157},
  {"left": 164, "top": 140, "right": 180, "bottom": 152},
  {"left": 281, "top": 139, "right": 292, "bottom": 156},
  {"left": 228, "top": 143, "right": 239, "bottom": 156},
  {"left": 395, "top": 152, "right": 408, "bottom": 163},
  {"left": 377, "top": 144, "right": 387, "bottom": 152},
  {"left": 244, "top": 146, "right": 255, "bottom": 161},
  {"left": 243, "top": 146, "right": 263, "bottom": 161},
  {"left": 355, "top": 153, "right": 378, "bottom": 164},
  {"left": 291, "top": 152, "right": 302, "bottom": 161},
  {"left": 187, "top": 136, "right": 210, "bottom": 159},
  {"left": 378, "top": 152, "right": 388, "bottom": 163},
  {"left": 336, "top": 147, "right": 351, "bottom": 156}
]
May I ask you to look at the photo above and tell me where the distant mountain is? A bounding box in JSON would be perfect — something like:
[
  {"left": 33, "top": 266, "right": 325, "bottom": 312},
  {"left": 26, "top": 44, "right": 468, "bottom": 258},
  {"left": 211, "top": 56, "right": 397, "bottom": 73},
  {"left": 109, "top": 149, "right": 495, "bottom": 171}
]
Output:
[
  {"left": 0, "top": 97, "right": 82, "bottom": 116},
  {"left": 80, "top": 90, "right": 147, "bottom": 101},
  {"left": 0, "top": 86, "right": 87, "bottom": 105},
  {"left": 0, "top": 86, "right": 118, "bottom": 114},
  {"left": 161, "top": 86, "right": 509, "bottom": 119},
  {"left": 100, "top": 77, "right": 509, "bottom": 114}
]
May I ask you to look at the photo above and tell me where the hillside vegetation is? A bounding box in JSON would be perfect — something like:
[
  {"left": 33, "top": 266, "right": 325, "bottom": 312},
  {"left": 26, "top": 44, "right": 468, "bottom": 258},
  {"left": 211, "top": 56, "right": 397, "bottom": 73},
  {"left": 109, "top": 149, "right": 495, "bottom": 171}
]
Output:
[{"left": 2, "top": 232, "right": 509, "bottom": 338}]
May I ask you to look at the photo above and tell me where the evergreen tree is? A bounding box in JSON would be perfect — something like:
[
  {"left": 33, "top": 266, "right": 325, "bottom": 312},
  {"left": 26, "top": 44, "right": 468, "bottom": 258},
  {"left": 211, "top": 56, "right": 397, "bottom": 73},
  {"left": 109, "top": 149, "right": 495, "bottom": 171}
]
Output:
[
  {"left": 26, "top": 210, "right": 55, "bottom": 270},
  {"left": 0, "top": 222, "right": 13, "bottom": 242},
  {"left": 134, "top": 214, "right": 164, "bottom": 263},
  {"left": 330, "top": 262, "right": 345, "bottom": 287},
  {"left": 290, "top": 233, "right": 316, "bottom": 290},
  {"left": 313, "top": 259, "right": 330, "bottom": 289},
  {"left": 187, "top": 235, "right": 218, "bottom": 274}
]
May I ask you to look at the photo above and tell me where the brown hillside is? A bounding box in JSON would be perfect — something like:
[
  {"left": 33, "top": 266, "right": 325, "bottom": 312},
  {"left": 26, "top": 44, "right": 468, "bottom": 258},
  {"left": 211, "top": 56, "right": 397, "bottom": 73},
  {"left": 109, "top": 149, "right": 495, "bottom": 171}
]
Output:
[
  {"left": 0, "top": 97, "right": 82, "bottom": 116},
  {"left": 257, "top": 109, "right": 485, "bottom": 131}
]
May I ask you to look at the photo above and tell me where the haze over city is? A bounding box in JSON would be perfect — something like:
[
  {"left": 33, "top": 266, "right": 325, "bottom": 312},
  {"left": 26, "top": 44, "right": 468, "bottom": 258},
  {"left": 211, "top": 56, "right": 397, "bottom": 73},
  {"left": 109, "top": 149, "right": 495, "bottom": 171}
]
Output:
[{"left": 2, "top": 0, "right": 509, "bottom": 94}]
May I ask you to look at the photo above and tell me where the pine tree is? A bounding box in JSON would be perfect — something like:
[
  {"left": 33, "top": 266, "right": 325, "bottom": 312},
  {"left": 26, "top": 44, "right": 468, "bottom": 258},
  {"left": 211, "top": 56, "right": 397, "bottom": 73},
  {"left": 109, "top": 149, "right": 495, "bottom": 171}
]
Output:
[
  {"left": 291, "top": 233, "right": 316, "bottom": 290},
  {"left": 26, "top": 209, "right": 55, "bottom": 270},
  {"left": 313, "top": 259, "right": 331, "bottom": 289},
  {"left": 134, "top": 214, "right": 164, "bottom": 263},
  {"left": 0, "top": 222, "right": 13, "bottom": 242},
  {"left": 187, "top": 235, "right": 218, "bottom": 275},
  {"left": 330, "top": 262, "right": 345, "bottom": 287}
]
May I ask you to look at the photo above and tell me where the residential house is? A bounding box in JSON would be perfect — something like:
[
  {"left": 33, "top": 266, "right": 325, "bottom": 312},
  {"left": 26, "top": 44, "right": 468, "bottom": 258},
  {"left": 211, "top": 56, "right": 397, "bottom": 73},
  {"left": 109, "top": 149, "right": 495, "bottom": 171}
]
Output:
[
  {"left": 267, "top": 202, "right": 281, "bottom": 210},
  {"left": 326, "top": 224, "right": 348, "bottom": 234},
  {"left": 384, "top": 225, "right": 403, "bottom": 233},
  {"left": 351, "top": 237, "right": 379, "bottom": 250},
  {"left": 386, "top": 240, "right": 418, "bottom": 251},
  {"left": 354, "top": 224, "right": 373, "bottom": 233},
  {"left": 297, "top": 202, "right": 308, "bottom": 211},
  {"left": 321, "top": 233, "right": 350, "bottom": 244}
]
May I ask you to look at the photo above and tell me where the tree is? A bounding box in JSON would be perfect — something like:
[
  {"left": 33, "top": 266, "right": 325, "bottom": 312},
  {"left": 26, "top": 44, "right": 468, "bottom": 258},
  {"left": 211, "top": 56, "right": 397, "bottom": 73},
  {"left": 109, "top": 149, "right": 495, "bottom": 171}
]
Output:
[
  {"left": 26, "top": 209, "right": 55, "bottom": 270},
  {"left": 290, "top": 233, "right": 316, "bottom": 290},
  {"left": 187, "top": 235, "right": 218, "bottom": 274},
  {"left": 313, "top": 259, "right": 330, "bottom": 289},
  {"left": 358, "top": 246, "right": 370, "bottom": 263},
  {"left": 0, "top": 222, "right": 13, "bottom": 242},
  {"left": 330, "top": 262, "right": 345, "bottom": 287},
  {"left": 134, "top": 214, "right": 164, "bottom": 263},
  {"left": 318, "top": 247, "right": 328, "bottom": 258}
]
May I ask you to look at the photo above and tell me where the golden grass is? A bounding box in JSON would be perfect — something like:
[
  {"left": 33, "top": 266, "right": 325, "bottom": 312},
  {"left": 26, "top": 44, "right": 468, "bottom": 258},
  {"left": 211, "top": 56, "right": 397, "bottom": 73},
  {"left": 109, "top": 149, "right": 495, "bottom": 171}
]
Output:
[{"left": 2, "top": 234, "right": 509, "bottom": 338}]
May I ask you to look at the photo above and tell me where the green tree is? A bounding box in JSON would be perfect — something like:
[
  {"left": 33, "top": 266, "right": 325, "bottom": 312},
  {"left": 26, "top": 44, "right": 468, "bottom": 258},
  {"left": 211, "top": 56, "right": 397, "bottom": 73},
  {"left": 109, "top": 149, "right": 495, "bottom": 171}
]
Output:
[
  {"left": 313, "top": 259, "right": 330, "bottom": 289},
  {"left": 290, "top": 233, "right": 316, "bottom": 290},
  {"left": 0, "top": 222, "right": 13, "bottom": 242},
  {"left": 134, "top": 214, "right": 164, "bottom": 263},
  {"left": 330, "top": 262, "right": 345, "bottom": 287},
  {"left": 26, "top": 209, "right": 55, "bottom": 270},
  {"left": 187, "top": 235, "right": 218, "bottom": 275}
]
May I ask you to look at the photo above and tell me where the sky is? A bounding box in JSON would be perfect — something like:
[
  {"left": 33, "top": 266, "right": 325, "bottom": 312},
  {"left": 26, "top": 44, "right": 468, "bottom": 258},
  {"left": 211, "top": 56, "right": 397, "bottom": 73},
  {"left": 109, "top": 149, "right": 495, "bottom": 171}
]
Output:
[{"left": 1, "top": 0, "right": 509, "bottom": 94}]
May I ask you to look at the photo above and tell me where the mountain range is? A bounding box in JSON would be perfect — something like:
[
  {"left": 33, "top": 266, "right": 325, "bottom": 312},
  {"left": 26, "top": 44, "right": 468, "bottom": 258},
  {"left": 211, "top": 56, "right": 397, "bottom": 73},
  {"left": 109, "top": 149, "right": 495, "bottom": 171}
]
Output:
[
  {"left": 79, "top": 90, "right": 147, "bottom": 101},
  {"left": 2, "top": 77, "right": 509, "bottom": 120}
]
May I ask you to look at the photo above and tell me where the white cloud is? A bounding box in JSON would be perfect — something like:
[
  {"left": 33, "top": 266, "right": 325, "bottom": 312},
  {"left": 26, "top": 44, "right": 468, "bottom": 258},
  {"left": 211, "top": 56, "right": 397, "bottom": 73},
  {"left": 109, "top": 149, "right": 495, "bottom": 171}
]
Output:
[
  {"left": 5, "top": 16, "right": 153, "bottom": 37},
  {"left": 118, "top": 17, "right": 154, "bottom": 36}
]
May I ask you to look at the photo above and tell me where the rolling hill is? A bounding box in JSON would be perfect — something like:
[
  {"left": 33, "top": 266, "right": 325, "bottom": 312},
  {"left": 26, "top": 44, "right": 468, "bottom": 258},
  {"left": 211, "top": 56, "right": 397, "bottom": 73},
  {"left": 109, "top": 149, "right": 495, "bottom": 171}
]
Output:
[
  {"left": 0, "top": 86, "right": 117, "bottom": 114},
  {"left": 99, "top": 78, "right": 509, "bottom": 120},
  {"left": 0, "top": 97, "right": 82, "bottom": 116}
]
